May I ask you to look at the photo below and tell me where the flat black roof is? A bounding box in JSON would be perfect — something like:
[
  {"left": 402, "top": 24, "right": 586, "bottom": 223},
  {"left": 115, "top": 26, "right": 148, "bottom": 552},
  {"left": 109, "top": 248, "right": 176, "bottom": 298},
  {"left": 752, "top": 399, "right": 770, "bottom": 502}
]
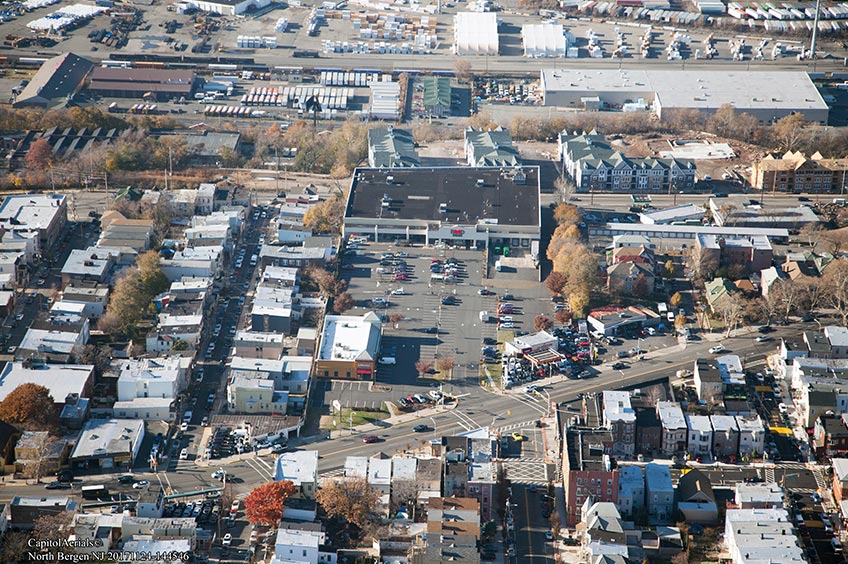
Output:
[{"left": 347, "top": 167, "right": 540, "bottom": 227}]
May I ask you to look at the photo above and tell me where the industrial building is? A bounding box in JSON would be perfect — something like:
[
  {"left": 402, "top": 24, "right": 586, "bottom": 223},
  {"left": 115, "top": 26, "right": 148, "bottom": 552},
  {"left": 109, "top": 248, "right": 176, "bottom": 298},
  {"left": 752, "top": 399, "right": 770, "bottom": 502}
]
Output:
[
  {"left": 182, "top": 0, "right": 271, "bottom": 15},
  {"left": 521, "top": 24, "right": 572, "bottom": 58},
  {"left": 13, "top": 53, "right": 94, "bottom": 108},
  {"left": 540, "top": 69, "right": 829, "bottom": 124},
  {"left": 88, "top": 67, "right": 197, "bottom": 101},
  {"left": 343, "top": 166, "right": 541, "bottom": 250},
  {"left": 454, "top": 12, "right": 498, "bottom": 55},
  {"left": 367, "top": 127, "right": 419, "bottom": 168}
]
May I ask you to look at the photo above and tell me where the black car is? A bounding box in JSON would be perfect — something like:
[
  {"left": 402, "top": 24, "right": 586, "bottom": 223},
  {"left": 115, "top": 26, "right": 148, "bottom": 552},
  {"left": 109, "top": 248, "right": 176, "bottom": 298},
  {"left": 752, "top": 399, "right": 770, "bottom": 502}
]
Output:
[
  {"left": 45, "top": 481, "right": 70, "bottom": 490},
  {"left": 612, "top": 362, "right": 627, "bottom": 370},
  {"left": 413, "top": 424, "right": 430, "bottom": 432},
  {"left": 118, "top": 475, "right": 135, "bottom": 484},
  {"left": 758, "top": 325, "right": 774, "bottom": 334},
  {"left": 422, "top": 327, "right": 438, "bottom": 334},
  {"left": 483, "top": 337, "right": 497, "bottom": 345},
  {"left": 441, "top": 295, "right": 456, "bottom": 305}
]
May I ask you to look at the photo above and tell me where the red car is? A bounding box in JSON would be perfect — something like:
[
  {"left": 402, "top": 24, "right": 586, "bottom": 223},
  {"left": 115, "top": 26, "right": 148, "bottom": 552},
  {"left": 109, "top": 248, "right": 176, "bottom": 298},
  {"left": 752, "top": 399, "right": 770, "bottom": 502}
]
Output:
[
  {"left": 393, "top": 274, "right": 407, "bottom": 281},
  {"left": 362, "top": 435, "right": 380, "bottom": 444}
]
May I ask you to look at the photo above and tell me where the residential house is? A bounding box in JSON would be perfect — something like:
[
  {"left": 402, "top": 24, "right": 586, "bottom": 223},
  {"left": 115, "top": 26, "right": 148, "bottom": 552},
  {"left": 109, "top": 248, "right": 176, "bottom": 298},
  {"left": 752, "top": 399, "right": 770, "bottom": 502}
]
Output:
[
  {"left": 232, "top": 331, "right": 285, "bottom": 360},
  {"left": 694, "top": 358, "right": 723, "bottom": 405},
  {"left": 274, "top": 451, "right": 318, "bottom": 499},
  {"left": 735, "top": 482, "right": 785, "bottom": 509},
  {"left": 645, "top": 463, "right": 674, "bottom": 524},
  {"left": 0, "top": 194, "right": 67, "bottom": 254},
  {"left": 704, "top": 277, "right": 737, "bottom": 313},
  {"left": 724, "top": 508, "right": 805, "bottom": 564},
  {"left": 751, "top": 150, "right": 848, "bottom": 193},
  {"left": 10, "top": 497, "right": 76, "bottom": 530},
  {"left": 271, "top": 528, "right": 334, "bottom": 564},
  {"left": 417, "top": 458, "right": 443, "bottom": 503},
  {"left": 686, "top": 415, "right": 713, "bottom": 459},
  {"left": 657, "top": 401, "right": 687, "bottom": 456},
  {"left": 602, "top": 391, "right": 636, "bottom": 456},
  {"left": 636, "top": 408, "right": 661, "bottom": 457},
  {"left": 675, "top": 468, "right": 718, "bottom": 525},
  {"left": 559, "top": 131, "right": 696, "bottom": 193},
  {"left": 562, "top": 427, "right": 618, "bottom": 526},
  {"left": 276, "top": 219, "right": 313, "bottom": 244},
  {"left": 711, "top": 415, "right": 740, "bottom": 460},
  {"left": 616, "top": 465, "right": 645, "bottom": 519},
  {"left": 834, "top": 458, "right": 848, "bottom": 504},
  {"left": 736, "top": 416, "right": 766, "bottom": 459},
  {"left": 464, "top": 127, "right": 520, "bottom": 167},
  {"left": 607, "top": 262, "right": 655, "bottom": 295},
  {"left": 368, "top": 127, "right": 420, "bottom": 168},
  {"left": 814, "top": 415, "right": 848, "bottom": 457},
  {"left": 114, "top": 356, "right": 189, "bottom": 421},
  {"left": 227, "top": 376, "right": 288, "bottom": 415},
  {"left": 427, "top": 497, "right": 481, "bottom": 524}
]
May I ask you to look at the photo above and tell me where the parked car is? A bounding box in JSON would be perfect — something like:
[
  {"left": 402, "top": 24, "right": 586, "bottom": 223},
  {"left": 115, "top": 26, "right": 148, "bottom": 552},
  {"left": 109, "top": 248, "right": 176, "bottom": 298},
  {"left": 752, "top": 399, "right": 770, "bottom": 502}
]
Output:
[
  {"left": 132, "top": 481, "right": 150, "bottom": 489},
  {"left": 412, "top": 425, "right": 429, "bottom": 432},
  {"left": 709, "top": 344, "right": 726, "bottom": 354}
]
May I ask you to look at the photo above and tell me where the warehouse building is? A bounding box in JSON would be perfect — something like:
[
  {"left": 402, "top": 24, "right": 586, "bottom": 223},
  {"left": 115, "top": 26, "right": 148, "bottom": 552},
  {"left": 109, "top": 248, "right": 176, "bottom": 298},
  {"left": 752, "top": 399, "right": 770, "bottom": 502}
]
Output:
[
  {"left": 454, "top": 12, "right": 498, "bottom": 55},
  {"left": 344, "top": 166, "right": 540, "bottom": 250},
  {"left": 541, "top": 69, "right": 829, "bottom": 124},
  {"left": 14, "top": 53, "right": 94, "bottom": 108},
  {"left": 368, "top": 127, "right": 419, "bottom": 168},
  {"left": 88, "top": 68, "right": 197, "bottom": 101},
  {"left": 522, "top": 23, "right": 572, "bottom": 58},
  {"left": 184, "top": 0, "right": 271, "bottom": 15}
]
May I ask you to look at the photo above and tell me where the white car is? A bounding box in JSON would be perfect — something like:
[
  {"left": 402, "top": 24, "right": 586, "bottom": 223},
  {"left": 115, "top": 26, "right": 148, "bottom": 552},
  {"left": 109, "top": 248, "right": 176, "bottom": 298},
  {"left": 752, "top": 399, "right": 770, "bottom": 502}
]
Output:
[
  {"left": 231, "top": 500, "right": 240, "bottom": 513},
  {"left": 709, "top": 344, "right": 726, "bottom": 354},
  {"left": 391, "top": 288, "right": 406, "bottom": 295},
  {"left": 179, "top": 448, "right": 189, "bottom": 460},
  {"left": 222, "top": 533, "right": 232, "bottom": 546},
  {"left": 180, "top": 422, "right": 188, "bottom": 432},
  {"left": 371, "top": 297, "right": 387, "bottom": 305},
  {"left": 428, "top": 390, "right": 442, "bottom": 401},
  {"left": 132, "top": 481, "right": 150, "bottom": 489},
  {"left": 525, "top": 385, "right": 538, "bottom": 394}
]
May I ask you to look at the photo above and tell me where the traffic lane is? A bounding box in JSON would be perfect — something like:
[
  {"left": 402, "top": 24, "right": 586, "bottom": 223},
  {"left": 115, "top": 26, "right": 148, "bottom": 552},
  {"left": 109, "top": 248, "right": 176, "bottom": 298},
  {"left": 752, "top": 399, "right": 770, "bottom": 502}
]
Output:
[{"left": 511, "top": 483, "right": 554, "bottom": 564}]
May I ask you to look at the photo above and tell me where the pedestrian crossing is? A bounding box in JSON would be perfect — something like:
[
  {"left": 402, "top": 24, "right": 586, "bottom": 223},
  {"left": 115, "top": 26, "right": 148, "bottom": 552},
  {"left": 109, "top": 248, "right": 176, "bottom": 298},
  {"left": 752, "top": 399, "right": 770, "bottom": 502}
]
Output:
[
  {"left": 765, "top": 467, "right": 775, "bottom": 483},
  {"left": 495, "top": 420, "right": 541, "bottom": 433},
  {"left": 244, "top": 455, "right": 275, "bottom": 481},
  {"left": 813, "top": 468, "right": 828, "bottom": 492}
]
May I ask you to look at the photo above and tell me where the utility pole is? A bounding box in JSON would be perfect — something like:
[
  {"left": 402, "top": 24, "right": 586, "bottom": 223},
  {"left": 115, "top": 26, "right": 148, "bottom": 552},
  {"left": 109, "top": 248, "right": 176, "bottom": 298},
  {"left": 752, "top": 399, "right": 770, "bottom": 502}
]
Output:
[{"left": 811, "top": 0, "right": 822, "bottom": 58}]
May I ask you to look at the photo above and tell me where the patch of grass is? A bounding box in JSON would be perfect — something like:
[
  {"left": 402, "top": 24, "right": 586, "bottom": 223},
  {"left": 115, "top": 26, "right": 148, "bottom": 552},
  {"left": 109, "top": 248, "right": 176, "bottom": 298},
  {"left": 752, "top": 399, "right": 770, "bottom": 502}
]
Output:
[
  {"left": 322, "top": 408, "right": 390, "bottom": 429},
  {"left": 497, "top": 329, "right": 515, "bottom": 343}
]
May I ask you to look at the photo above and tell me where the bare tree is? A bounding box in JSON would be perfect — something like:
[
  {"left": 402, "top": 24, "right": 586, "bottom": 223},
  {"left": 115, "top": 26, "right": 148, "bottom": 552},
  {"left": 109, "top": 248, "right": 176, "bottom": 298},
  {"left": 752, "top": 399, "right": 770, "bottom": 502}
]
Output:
[
  {"left": 716, "top": 294, "right": 746, "bottom": 337},
  {"left": 435, "top": 356, "right": 457, "bottom": 375},
  {"left": 766, "top": 280, "right": 802, "bottom": 324},
  {"left": 688, "top": 245, "right": 719, "bottom": 282},
  {"left": 824, "top": 259, "right": 848, "bottom": 326},
  {"left": 390, "top": 480, "right": 419, "bottom": 517},
  {"left": 415, "top": 359, "right": 434, "bottom": 376},
  {"left": 453, "top": 60, "right": 473, "bottom": 83}
]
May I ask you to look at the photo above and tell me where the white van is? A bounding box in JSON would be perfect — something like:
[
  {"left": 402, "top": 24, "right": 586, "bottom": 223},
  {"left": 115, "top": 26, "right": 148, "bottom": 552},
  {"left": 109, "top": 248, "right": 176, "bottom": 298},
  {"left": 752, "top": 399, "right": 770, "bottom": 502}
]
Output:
[
  {"left": 378, "top": 357, "right": 396, "bottom": 365},
  {"left": 495, "top": 260, "right": 503, "bottom": 272},
  {"left": 249, "top": 254, "right": 258, "bottom": 266}
]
